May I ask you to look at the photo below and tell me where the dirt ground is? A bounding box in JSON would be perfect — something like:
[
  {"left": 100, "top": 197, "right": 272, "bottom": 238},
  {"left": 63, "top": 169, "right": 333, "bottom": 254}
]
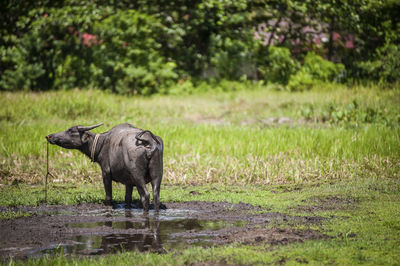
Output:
[{"left": 0, "top": 201, "right": 327, "bottom": 261}]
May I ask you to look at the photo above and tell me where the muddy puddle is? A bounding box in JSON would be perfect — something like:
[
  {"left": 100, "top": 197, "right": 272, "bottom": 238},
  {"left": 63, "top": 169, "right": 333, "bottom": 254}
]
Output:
[
  {"left": 0, "top": 201, "right": 327, "bottom": 261},
  {"left": 30, "top": 210, "right": 246, "bottom": 257}
]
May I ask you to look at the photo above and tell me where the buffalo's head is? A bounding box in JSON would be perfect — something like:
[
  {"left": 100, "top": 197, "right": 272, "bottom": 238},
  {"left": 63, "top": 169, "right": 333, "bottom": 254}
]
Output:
[{"left": 46, "top": 123, "right": 103, "bottom": 149}]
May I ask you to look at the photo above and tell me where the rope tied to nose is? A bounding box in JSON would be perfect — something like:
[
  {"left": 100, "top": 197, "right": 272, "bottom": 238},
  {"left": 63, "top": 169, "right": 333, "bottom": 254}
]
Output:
[
  {"left": 91, "top": 134, "right": 100, "bottom": 162},
  {"left": 44, "top": 141, "right": 55, "bottom": 203}
]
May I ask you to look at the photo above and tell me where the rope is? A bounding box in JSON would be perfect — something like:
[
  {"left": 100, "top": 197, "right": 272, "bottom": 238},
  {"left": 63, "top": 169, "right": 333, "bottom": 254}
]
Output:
[
  {"left": 91, "top": 134, "right": 100, "bottom": 162},
  {"left": 44, "top": 141, "right": 55, "bottom": 203}
]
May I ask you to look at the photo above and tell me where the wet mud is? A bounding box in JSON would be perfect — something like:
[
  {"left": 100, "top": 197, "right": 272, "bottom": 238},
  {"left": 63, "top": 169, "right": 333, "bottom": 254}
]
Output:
[
  {"left": 296, "top": 195, "right": 359, "bottom": 212},
  {"left": 0, "top": 201, "right": 327, "bottom": 261}
]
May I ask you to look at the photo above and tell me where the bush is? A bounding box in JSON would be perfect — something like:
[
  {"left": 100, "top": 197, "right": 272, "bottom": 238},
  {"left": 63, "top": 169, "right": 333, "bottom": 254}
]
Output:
[
  {"left": 0, "top": 6, "right": 105, "bottom": 91},
  {"left": 258, "top": 46, "right": 299, "bottom": 85},
  {"left": 0, "top": 45, "right": 45, "bottom": 91},
  {"left": 302, "top": 52, "right": 345, "bottom": 82},
  {"left": 91, "top": 10, "right": 178, "bottom": 95},
  {"left": 356, "top": 44, "right": 400, "bottom": 83},
  {"left": 209, "top": 33, "right": 258, "bottom": 80},
  {"left": 287, "top": 69, "right": 315, "bottom": 92},
  {"left": 162, "top": 79, "right": 196, "bottom": 95},
  {"left": 0, "top": 7, "right": 178, "bottom": 94},
  {"left": 287, "top": 52, "right": 345, "bottom": 91}
]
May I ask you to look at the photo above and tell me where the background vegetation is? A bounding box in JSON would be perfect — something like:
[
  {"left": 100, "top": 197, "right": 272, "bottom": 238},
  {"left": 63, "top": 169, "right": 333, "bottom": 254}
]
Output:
[{"left": 1, "top": 0, "right": 399, "bottom": 94}]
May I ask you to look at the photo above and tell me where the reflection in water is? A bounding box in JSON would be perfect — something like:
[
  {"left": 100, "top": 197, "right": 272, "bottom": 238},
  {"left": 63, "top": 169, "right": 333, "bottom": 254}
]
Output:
[
  {"left": 36, "top": 210, "right": 246, "bottom": 257},
  {"left": 65, "top": 213, "right": 164, "bottom": 254}
]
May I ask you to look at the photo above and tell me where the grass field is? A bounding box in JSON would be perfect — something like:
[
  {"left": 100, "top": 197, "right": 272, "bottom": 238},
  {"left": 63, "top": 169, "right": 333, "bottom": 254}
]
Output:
[
  {"left": 1, "top": 85, "right": 399, "bottom": 185},
  {"left": 0, "top": 84, "right": 399, "bottom": 264}
]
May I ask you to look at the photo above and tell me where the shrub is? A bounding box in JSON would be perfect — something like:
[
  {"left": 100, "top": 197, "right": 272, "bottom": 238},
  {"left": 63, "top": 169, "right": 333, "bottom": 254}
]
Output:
[
  {"left": 162, "top": 79, "right": 196, "bottom": 95},
  {"left": 302, "top": 52, "right": 345, "bottom": 82},
  {"left": 356, "top": 44, "right": 400, "bottom": 83},
  {"left": 0, "top": 6, "right": 106, "bottom": 91},
  {"left": 0, "top": 7, "right": 178, "bottom": 94},
  {"left": 209, "top": 33, "right": 258, "bottom": 80},
  {"left": 0, "top": 45, "right": 45, "bottom": 91},
  {"left": 91, "top": 10, "right": 178, "bottom": 95},
  {"left": 258, "top": 46, "right": 299, "bottom": 85},
  {"left": 287, "top": 69, "right": 315, "bottom": 92},
  {"left": 287, "top": 52, "right": 345, "bottom": 91}
]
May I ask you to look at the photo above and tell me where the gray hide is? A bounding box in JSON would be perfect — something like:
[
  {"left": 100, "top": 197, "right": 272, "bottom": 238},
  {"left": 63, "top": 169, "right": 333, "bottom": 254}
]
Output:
[{"left": 46, "top": 123, "right": 163, "bottom": 212}]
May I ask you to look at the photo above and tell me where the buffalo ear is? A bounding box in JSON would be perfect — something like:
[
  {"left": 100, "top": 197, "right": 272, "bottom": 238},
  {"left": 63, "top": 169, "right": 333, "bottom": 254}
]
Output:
[{"left": 81, "top": 131, "right": 91, "bottom": 143}]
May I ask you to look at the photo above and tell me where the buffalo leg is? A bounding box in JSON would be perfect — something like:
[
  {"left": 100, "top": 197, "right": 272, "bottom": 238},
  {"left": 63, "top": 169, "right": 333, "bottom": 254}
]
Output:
[
  {"left": 136, "top": 180, "right": 150, "bottom": 212},
  {"left": 151, "top": 176, "right": 162, "bottom": 212},
  {"left": 125, "top": 184, "right": 133, "bottom": 208},
  {"left": 149, "top": 153, "right": 163, "bottom": 212},
  {"left": 102, "top": 172, "right": 113, "bottom": 205}
]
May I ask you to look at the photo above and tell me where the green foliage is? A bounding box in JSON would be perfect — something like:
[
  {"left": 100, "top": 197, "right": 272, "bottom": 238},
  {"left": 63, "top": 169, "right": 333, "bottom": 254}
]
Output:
[
  {"left": 0, "top": 6, "right": 178, "bottom": 94},
  {"left": 91, "top": 10, "right": 178, "bottom": 94},
  {"left": 164, "top": 79, "right": 197, "bottom": 95},
  {"left": 287, "top": 53, "right": 344, "bottom": 91},
  {"left": 162, "top": 80, "right": 257, "bottom": 95},
  {"left": 209, "top": 33, "right": 258, "bottom": 80},
  {"left": 287, "top": 69, "right": 315, "bottom": 92},
  {"left": 357, "top": 44, "right": 400, "bottom": 83},
  {"left": 1, "top": 0, "right": 400, "bottom": 92},
  {"left": 258, "top": 47, "right": 299, "bottom": 85},
  {"left": 302, "top": 53, "right": 345, "bottom": 82}
]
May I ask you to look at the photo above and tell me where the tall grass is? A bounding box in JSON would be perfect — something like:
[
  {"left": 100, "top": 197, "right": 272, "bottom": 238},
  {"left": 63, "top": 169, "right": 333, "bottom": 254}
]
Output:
[{"left": 0, "top": 86, "right": 399, "bottom": 185}]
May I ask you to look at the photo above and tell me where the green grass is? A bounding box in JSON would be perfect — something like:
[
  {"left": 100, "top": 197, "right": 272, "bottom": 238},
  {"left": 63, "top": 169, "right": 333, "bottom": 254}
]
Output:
[
  {"left": 0, "top": 209, "right": 32, "bottom": 220},
  {"left": 1, "top": 84, "right": 400, "bottom": 264},
  {"left": 0, "top": 86, "right": 399, "bottom": 185}
]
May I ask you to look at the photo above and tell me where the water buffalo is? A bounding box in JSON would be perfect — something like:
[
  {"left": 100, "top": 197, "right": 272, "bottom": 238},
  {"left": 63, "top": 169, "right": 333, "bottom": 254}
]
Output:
[{"left": 46, "top": 123, "right": 163, "bottom": 212}]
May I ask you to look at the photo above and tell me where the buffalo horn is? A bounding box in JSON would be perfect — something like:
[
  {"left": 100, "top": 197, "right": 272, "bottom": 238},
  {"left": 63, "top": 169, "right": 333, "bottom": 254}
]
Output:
[{"left": 77, "top": 123, "right": 104, "bottom": 132}]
